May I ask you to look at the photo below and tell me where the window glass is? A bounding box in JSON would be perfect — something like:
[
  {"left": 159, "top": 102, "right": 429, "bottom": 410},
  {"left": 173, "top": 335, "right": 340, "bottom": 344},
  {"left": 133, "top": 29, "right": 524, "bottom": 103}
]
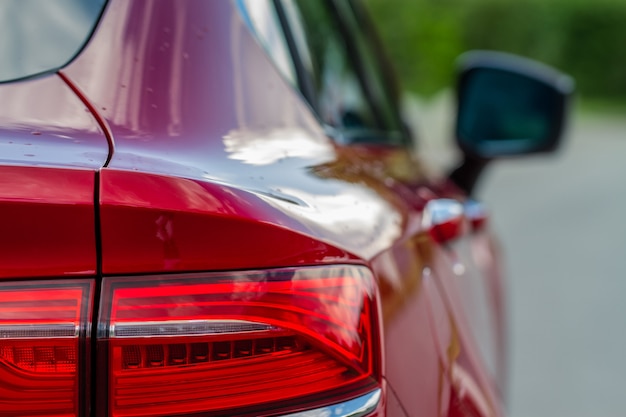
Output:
[
  {"left": 0, "top": 0, "right": 106, "bottom": 83},
  {"left": 281, "top": 0, "right": 381, "bottom": 140},
  {"left": 236, "top": 0, "right": 297, "bottom": 86},
  {"left": 335, "top": 0, "right": 404, "bottom": 136},
  {"left": 238, "top": 0, "right": 408, "bottom": 146}
]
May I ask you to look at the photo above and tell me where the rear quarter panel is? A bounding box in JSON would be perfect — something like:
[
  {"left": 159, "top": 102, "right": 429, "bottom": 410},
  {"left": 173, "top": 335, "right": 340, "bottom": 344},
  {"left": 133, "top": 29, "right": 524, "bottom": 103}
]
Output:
[
  {"left": 62, "top": 0, "right": 506, "bottom": 415},
  {"left": 0, "top": 74, "right": 109, "bottom": 278}
]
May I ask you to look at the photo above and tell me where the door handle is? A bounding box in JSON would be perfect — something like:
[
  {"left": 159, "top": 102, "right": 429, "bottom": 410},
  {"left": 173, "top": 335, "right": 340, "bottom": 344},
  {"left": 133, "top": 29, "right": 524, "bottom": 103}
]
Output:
[
  {"left": 423, "top": 199, "right": 465, "bottom": 244},
  {"left": 464, "top": 199, "right": 488, "bottom": 231}
]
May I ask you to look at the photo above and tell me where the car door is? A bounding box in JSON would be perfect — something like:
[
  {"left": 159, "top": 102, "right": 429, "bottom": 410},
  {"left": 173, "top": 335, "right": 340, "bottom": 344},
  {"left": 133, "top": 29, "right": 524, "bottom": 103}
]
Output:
[{"left": 270, "top": 1, "right": 507, "bottom": 415}]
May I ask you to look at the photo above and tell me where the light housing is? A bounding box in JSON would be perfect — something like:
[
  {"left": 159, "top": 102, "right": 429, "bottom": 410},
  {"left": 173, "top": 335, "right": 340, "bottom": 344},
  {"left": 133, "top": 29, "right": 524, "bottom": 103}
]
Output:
[
  {"left": 97, "top": 265, "right": 381, "bottom": 417},
  {"left": 0, "top": 279, "right": 93, "bottom": 417}
]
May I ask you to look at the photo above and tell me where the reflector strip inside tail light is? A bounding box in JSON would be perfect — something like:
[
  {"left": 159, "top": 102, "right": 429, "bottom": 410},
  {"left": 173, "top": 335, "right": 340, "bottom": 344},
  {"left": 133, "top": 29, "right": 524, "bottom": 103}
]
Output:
[
  {"left": 98, "top": 266, "right": 381, "bottom": 417},
  {"left": 111, "top": 319, "right": 276, "bottom": 337},
  {"left": 0, "top": 280, "right": 93, "bottom": 417}
]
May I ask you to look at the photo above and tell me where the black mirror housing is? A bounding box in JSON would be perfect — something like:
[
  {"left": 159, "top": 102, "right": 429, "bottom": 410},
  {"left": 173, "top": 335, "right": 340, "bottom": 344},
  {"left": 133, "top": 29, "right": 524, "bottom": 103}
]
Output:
[{"left": 455, "top": 51, "right": 574, "bottom": 159}]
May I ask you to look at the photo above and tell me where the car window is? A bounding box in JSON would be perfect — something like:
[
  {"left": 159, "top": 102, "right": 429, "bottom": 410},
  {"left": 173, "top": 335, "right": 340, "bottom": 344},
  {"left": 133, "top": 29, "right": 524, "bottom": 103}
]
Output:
[
  {"left": 238, "top": 0, "right": 408, "bottom": 147},
  {"left": 279, "top": 0, "right": 382, "bottom": 142},
  {"left": 0, "top": 0, "right": 107, "bottom": 83},
  {"left": 334, "top": 0, "right": 406, "bottom": 142},
  {"left": 236, "top": 0, "right": 297, "bottom": 87}
]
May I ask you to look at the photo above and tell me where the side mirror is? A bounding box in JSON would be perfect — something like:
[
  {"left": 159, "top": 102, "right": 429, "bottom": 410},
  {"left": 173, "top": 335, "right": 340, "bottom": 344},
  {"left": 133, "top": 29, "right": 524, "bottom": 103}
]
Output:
[
  {"left": 456, "top": 51, "right": 574, "bottom": 159},
  {"left": 449, "top": 51, "right": 574, "bottom": 195}
]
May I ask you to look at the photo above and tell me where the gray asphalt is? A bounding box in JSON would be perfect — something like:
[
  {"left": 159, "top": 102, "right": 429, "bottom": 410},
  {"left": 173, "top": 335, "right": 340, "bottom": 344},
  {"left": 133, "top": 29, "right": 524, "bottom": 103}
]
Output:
[{"left": 479, "top": 112, "right": 626, "bottom": 417}]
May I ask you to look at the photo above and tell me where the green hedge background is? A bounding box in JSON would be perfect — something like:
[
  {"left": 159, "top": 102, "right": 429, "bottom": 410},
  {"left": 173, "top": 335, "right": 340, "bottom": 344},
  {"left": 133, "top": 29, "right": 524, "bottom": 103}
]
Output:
[{"left": 364, "top": 0, "right": 626, "bottom": 101}]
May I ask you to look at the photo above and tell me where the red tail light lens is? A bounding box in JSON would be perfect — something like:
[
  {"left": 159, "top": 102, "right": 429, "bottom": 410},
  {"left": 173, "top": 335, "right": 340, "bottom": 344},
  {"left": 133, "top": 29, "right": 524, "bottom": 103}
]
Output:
[
  {"left": 98, "top": 266, "right": 381, "bottom": 417},
  {"left": 0, "top": 280, "right": 93, "bottom": 417}
]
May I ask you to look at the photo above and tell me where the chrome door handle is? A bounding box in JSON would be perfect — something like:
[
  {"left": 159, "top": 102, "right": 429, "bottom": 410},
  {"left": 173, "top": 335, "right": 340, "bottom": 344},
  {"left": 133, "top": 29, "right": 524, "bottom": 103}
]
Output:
[
  {"left": 423, "top": 198, "right": 465, "bottom": 244},
  {"left": 464, "top": 199, "right": 488, "bottom": 231}
]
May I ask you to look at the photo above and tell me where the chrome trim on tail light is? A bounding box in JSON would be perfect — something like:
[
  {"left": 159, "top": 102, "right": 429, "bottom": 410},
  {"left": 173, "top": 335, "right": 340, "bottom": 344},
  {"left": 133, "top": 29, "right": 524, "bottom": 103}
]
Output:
[
  {"left": 282, "top": 389, "right": 381, "bottom": 417},
  {"left": 0, "top": 323, "right": 79, "bottom": 338},
  {"left": 111, "top": 319, "right": 276, "bottom": 337}
]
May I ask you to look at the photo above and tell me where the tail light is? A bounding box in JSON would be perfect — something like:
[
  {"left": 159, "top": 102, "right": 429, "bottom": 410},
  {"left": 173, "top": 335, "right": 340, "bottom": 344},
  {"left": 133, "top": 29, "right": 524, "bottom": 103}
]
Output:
[
  {"left": 97, "top": 265, "right": 381, "bottom": 417},
  {"left": 0, "top": 280, "right": 93, "bottom": 417}
]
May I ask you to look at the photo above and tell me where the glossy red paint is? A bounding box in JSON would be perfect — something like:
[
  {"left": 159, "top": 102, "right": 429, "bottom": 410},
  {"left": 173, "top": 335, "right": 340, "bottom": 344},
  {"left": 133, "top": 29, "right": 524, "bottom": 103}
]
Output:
[
  {"left": 64, "top": 0, "right": 414, "bottom": 268},
  {"left": 0, "top": 74, "right": 109, "bottom": 169},
  {"left": 99, "top": 169, "right": 361, "bottom": 273},
  {"left": 0, "top": 72, "right": 107, "bottom": 278},
  {"left": 431, "top": 241, "right": 507, "bottom": 417},
  {"left": 0, "top": 0, "right": 512, "bottom": 416},
  {"left": 0, "top": 166, "right": 98, "bottom": 278}
]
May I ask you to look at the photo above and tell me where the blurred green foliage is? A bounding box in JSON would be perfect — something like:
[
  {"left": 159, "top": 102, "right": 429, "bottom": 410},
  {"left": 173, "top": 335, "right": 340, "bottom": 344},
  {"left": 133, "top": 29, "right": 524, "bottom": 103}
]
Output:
[{"left": 365, "top": 0, "right": 626, "bottom": 100}]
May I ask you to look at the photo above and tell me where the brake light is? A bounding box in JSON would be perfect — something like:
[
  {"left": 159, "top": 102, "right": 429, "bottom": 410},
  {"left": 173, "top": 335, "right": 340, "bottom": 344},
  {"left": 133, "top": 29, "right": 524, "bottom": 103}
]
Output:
[
  {"left": 0, "top": 280, "right": 93, "bottom": 417},
  {"left": 98, "top": 266, "right": 381, "bottom": 417}
]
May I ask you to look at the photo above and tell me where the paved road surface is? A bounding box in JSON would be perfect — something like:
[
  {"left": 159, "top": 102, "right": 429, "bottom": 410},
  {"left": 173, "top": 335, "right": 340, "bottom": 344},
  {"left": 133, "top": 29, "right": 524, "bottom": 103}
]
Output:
[
  {"left": 479, "top": 113, "right": 626, "bottom": 417},
  {"left": 410, "top": 94, "right": 626, "bottom": 417}
]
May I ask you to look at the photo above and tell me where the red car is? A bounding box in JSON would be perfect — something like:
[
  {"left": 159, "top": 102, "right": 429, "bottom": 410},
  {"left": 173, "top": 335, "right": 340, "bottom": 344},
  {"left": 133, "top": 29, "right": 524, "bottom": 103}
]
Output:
[{"left": 0, "top": 1, "right": 572, "bottom": 416}]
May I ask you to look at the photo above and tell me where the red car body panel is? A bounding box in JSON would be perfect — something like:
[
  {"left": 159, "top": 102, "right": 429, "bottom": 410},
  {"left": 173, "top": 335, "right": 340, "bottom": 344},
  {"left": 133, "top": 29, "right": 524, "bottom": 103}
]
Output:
[
  {"left": 0, "top": 75, "right": 109, "bottom": 169},
  {"left": 0, "top": 0, "right": 507, "bottom": 416},
  {"left": 97, "top": 169, "right": 359, "bottom": 274},
  {"left": 0, "top": 74, "right": 109, "bottom": 278},
  {"left": 0, "top": 166, "right": 97, "bottom": 278}
]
